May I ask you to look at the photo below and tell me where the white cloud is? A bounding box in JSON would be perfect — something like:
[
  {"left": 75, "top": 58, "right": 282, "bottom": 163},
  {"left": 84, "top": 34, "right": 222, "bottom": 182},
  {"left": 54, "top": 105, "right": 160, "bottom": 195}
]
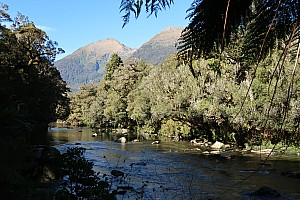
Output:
[{"left": 36, "top": 25, "right": 56, "bottom": 32}]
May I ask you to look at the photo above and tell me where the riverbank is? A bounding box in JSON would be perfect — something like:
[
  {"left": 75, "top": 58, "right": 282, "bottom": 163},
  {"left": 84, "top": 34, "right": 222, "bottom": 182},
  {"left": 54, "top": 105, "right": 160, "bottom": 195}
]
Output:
[{"left": 1, "top": 144, "right": 63, "bottom": 200}]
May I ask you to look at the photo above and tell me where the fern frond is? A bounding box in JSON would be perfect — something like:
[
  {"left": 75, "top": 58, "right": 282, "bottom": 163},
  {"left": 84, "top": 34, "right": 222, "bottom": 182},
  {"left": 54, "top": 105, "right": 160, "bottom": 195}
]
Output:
[
  {"left": 178, "top": 0, "right": 252, "bottom": 57},
  {"left": 120, "top": 0, "right": 173, "bottom": 27}
]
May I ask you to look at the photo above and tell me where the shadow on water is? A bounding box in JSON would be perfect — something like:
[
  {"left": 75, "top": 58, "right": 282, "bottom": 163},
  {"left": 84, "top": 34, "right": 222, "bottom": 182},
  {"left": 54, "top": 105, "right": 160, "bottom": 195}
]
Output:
[{"left": 48, "top": 126, "right": 300, "bottom": 200}]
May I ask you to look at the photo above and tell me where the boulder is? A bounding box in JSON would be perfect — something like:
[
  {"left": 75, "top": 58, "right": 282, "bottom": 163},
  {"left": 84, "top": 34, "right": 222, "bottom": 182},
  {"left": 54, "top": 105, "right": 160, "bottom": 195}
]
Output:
[
  {"left": 211, "top": 141, "right": 224, "bottom": 150},
  {"left": 251, "top": 186, "right": 281, "bottom": 198},
  {"left": 121, "top": 129, "right": 128, "bottom": 134},
  {"left": 190, "top": 139, "right": 204, "bottom": 145},
  {"left": 117, "top": 137, "right": 127, "bottom": 143},
  {"left": 117, "top": 186, "right": 134, "bottom": 195},
  {"left": 38, "top": 147, "right": 63, "bottom": 182},
  {"left": 39, "top": 165, "right": 56, "bottom": 182},
  {"left": 92, "top": 133, "right": 97, "bottom": 137},
  {"left": 151, "top": 140, "right": 160, "bottom": 144},
  {"left": 23, "top": 146, "right": 62, "bottom": 182},
  {"left": 111, "top": 170, "right": 124, "bottom": 177}
]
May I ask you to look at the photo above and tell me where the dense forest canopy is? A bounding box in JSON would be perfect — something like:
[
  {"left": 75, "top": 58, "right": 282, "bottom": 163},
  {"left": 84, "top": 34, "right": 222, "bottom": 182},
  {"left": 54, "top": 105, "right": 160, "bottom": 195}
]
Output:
[
  {"left": 120, "top": 0, "right": 299, "bottom": 58},
  {"left": 0, "top": 4, "right": 69, "bottom": 186},
  {"left": 115, "top": 0, "right": 300, "bottom": 145},
  {"left": 0, "top": 7, "right": 69, "bottom": 140},
  {"left": 65, "top": 0, "right": 300, "bottom": 147},
  {"left": 68, "top": 50, "right": 300, "bottom": 147}
]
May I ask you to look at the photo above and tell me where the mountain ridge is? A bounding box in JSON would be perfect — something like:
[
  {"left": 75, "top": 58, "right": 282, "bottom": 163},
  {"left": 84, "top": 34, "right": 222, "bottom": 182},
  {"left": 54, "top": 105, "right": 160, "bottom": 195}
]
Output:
[
  {"left": 128, "top": 26, "right": 183, "bottom": 65},
  {"left": 54, "top": 26, "right": 183, "bottom": 90}
]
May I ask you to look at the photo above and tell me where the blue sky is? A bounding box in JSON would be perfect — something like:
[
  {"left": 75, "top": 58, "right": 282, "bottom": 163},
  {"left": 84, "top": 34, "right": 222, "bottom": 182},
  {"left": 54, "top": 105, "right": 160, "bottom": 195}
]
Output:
[{"left": 2, "top": 1, "right": 191, "bottom": 60}]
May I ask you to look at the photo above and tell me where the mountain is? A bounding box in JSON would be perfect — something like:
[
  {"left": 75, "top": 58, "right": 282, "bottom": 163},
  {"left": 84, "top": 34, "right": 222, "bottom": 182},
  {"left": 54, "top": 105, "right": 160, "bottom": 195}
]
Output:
[
  {"left": 55, "top": 26, "right": 183, "bottom": 90},
  {"left": 54, "top": 39, "right": 135, "bottom": 90},
  {"left": 129, "top": 26, "right": 183, "bottom": 65}
]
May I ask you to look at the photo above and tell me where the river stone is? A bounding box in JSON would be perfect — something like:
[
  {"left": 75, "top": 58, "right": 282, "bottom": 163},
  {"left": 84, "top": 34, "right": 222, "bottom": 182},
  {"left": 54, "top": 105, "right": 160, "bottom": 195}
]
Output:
[
  {"left": 130, "top": 162, "right": 147, "bottom": 167},
  {"left": 190, "top": 139, "right": 205, "bottom": 145},
  {"left": 111, "top": 170, "right": 124, "bottom": 177},
  {"left": 251, "top": 186, "right": 281, "bottom": 198},
  {"left": 151, "top": 140, "right": 160, "bottom": 144},
  {"left": 211, "top": 141, "right": 224, "bottom": 150},
  {"left": 38, "top": 147, "right": 63, "bottom": 182},
  {"left": 118, "top": 137, "right": 127, "bottom": 143}
]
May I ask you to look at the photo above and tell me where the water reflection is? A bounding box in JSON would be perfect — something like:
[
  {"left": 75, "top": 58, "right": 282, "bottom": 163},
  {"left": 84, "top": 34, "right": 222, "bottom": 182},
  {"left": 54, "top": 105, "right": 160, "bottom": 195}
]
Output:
[
  {"left": 49, "top": 127, "right": 122, "bottom": 144},
  {"left": 49, "top": 127, "right": 300, "bottom": 199}
]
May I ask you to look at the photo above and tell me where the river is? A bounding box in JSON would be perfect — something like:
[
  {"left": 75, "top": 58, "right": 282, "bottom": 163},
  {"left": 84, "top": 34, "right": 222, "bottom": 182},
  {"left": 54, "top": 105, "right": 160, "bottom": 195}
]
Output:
[{"left": 48, "top": 126, "right": 300, "bottom": 199}]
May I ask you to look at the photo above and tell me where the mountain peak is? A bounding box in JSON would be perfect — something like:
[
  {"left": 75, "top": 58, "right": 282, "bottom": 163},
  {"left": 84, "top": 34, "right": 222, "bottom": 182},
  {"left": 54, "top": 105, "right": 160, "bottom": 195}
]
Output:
[
  {"left": 71, "top": 38, "right": 134, "bottom": 59},
  {"left": 162, "top": 26, "right": 183, "bottom": 32},
  {"left": 148, "top": 26, "right": 183, "bottom": 44},
  {"left": 128, "top": 26, "right": 183, "bottom": 66}
]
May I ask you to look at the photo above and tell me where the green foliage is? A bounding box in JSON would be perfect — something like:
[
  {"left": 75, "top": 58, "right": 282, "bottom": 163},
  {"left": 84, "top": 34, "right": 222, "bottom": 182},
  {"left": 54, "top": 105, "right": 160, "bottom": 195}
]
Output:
[
  {"left": 67, "top": 47, "right": 300, "bottom": 146},
  {"left": 0, "top": 6, "right": 70, "bottom": 194},
  {"left": 59, "top": 147, "right": 116, "bottom": 199},
  {"left": 105, "top": 53, "right": 123, "bottom": 81},
  {"left": 0, "top": 9, "right": 70, "bottom": 136},
  {"left": 67, "top": 56, "right": 151, "bottom": 128},
  {"left": 49, "top": 0, "right": 300, "bottom": 149},
  {"left": 159, "top": 119, "right": 190, "bottom": 140},
  {"left": 178, "top": 0, "right": 252, "bottom": 57},
  {"left": 120, "top": 0, "right": 174, "bottom": 27}
]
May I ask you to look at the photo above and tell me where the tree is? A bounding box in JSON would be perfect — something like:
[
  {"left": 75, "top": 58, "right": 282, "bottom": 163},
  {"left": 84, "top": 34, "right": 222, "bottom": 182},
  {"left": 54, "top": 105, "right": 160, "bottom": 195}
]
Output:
[
  {"left": 103, "top": 58, "right": 150, "bottom": 128},
  {"left": 120, "top": 0, "right": 174, "bottom": 27},
  {"left": 0, "top": 5, "right": 70, "bottom": 194},
  {"left": 0, "top": 7, "right": 69, "bottom": 139},
  {"left": 67, "top": 56, "right": 151, "bottom": 129},
  {"left": 104, "top": 53, "right": 123, "bottom": 82},
  {"left": 119, "top": 0, "right": 300, "bottom": 145},
  {"left": 120, "top": 0, "right": 299, "bottom": 61}
]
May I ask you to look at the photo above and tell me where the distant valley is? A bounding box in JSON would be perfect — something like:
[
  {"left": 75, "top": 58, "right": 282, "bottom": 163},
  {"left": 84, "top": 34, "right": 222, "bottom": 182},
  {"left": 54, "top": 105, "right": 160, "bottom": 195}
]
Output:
[{"left": 54, "top": 26, "right": 183, "bottom": 90}]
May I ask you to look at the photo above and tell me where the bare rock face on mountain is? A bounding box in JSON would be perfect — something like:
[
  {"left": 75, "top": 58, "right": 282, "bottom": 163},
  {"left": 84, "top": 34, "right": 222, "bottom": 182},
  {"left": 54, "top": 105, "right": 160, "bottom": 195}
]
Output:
[
  {"left": 54, "top": 26, "right": 183, "bottom": 90},
  {"left": 54, "top": 39, "right": 135, "bottom": 90},
  {"left": 129, "top": 26, "right": 183, "bottom": 65}
]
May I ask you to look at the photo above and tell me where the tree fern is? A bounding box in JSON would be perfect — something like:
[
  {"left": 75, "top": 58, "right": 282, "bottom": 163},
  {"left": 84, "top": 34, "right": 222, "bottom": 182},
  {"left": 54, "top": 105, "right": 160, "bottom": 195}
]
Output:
[
  {"left": 177, "top": 0, "right": 252, "bottom": 58},
  {"left": 120, "top": 0, "right": 173, "bottom": 27}
]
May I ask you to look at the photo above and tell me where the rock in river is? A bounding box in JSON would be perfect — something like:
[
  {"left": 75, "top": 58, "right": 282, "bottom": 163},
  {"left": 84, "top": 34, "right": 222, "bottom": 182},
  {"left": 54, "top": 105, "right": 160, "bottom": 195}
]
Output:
[
  {"left": 251, "top": 186, "right": 281, "bottom": 198},
  {"left": 111, "top": 169, "right": 124, "bottom": 177},
  {"left": 117, "top": 136, "right": 127, "bottom": 143},
  {"left": 210, "top": 141, "right": 224, "bottom": 150}
]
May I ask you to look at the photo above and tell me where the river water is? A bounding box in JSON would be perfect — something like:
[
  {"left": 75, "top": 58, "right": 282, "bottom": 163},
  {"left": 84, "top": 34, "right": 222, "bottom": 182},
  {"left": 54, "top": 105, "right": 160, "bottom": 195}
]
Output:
[{"left": 48, "top": 127, "right": 300, "bottom": 200}]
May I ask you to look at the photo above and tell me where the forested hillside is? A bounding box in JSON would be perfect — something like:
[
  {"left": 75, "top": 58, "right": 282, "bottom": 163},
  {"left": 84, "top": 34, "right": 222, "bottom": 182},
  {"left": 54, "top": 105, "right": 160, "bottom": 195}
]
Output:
[
  {"left": 128, "top": 26, "right": 182, "bottom": 65},
  {"left": 67, "top": 44, "right": 300, "bottom": 147},
  {"left": 54, "top": 38, "right": 135, "bottom": 90}
]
